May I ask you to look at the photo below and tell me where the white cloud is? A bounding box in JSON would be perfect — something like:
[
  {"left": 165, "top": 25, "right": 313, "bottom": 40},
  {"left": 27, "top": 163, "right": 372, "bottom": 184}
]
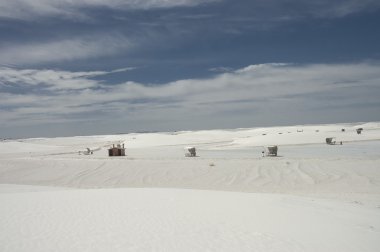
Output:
[
  {"left": 0, "top": 0, "right": 218, "bottom": 20},
  {"left": 1, "top": 63, "right": 380, "bottom": 134},
  {"left": 0, "top": 34, "right": 133, "bottom": 65}
]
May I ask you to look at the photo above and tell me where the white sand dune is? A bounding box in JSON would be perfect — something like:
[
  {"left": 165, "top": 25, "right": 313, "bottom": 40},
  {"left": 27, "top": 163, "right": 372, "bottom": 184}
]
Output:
[
  {"left": 1, "top": 122, "right": 380, "bottom": 251},
  {"left": 1, "top": 187, "right": 379, "bottom": 252}
]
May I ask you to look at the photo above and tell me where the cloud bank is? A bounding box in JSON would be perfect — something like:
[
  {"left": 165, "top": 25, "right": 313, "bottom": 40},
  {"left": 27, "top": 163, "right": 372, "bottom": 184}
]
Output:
[{"left": 1, "top": 63, "right": 379, "bottom": 137}]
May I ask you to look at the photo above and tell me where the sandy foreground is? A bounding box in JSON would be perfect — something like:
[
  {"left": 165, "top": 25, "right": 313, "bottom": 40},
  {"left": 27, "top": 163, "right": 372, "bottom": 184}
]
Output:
[{"left": 1, "top": 122, "right": 380, "bottom": 251}]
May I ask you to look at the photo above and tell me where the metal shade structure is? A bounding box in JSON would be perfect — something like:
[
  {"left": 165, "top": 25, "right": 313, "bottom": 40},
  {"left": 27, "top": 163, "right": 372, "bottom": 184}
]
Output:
[
  {"left": 266, "top": 145, "right": 278, "bottom": 156},
  {"left": 184, "top": 147, "right": 197, "bottom": 157},
  {"left": 108, "top": 144, "right": 126, "bottom": 156}
]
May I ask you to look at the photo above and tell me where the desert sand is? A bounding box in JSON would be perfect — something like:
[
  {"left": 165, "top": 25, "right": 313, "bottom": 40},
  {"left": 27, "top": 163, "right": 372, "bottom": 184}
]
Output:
[{"left": 1, "top": 122, "right": 380, "bottom": 251}]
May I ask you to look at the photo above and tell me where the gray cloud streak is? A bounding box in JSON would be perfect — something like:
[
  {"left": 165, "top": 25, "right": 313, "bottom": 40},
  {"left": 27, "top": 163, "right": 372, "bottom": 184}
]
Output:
[
  {"left": 0, "top": 34, "right": 134, "bottom": 65},
  {"left": 0, "top": 0, "right": 219, "bottom": 20}
]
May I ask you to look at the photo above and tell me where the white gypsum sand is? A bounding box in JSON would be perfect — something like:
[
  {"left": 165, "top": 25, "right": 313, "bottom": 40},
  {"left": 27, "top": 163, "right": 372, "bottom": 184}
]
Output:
[{"left": 1, "top": 122, "right": 380, "bottom": 251}]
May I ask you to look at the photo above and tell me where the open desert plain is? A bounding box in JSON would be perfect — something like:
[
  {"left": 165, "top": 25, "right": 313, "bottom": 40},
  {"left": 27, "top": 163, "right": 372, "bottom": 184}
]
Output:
[{"left": 1, "top": 122, "right": 380, "bottom": 252}]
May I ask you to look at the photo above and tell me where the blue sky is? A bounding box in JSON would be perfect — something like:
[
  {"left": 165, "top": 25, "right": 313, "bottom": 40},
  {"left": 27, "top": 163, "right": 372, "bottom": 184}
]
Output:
[{"left": 1, "top": 0, "right": 380, "bottom": 138}]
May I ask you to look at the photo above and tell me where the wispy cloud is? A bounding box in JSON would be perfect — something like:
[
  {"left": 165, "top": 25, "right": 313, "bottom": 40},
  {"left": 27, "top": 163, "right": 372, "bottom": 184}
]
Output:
[
  {"left": 1, "top": 62, "right": 380, "bottom": 134},
  {"left": 0, "top": 0, "right": 378, "bottom": 22},
  {"left": 0, "top": 66, "right": 133, "bottom": 91},
  {"left": 0, "top": 34, "right": 133, "bottom": 65},
  {"left": 1, "top": 1, "right": 378, "bottom": 66},
  {"left": 254, "top": 0, "right": 380, "bottom": 19},
  {"left": 211, "top": 0, "right": 380, "bottom": 34},
  {"left": 0, "top": 0, "right": 219, "bottom": 20},
  {"left": 306, "top": 0, "right": 380, "bottom": 18},
  {"left": 209, "top": 67, "right": 234, "bottom": 73}
]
